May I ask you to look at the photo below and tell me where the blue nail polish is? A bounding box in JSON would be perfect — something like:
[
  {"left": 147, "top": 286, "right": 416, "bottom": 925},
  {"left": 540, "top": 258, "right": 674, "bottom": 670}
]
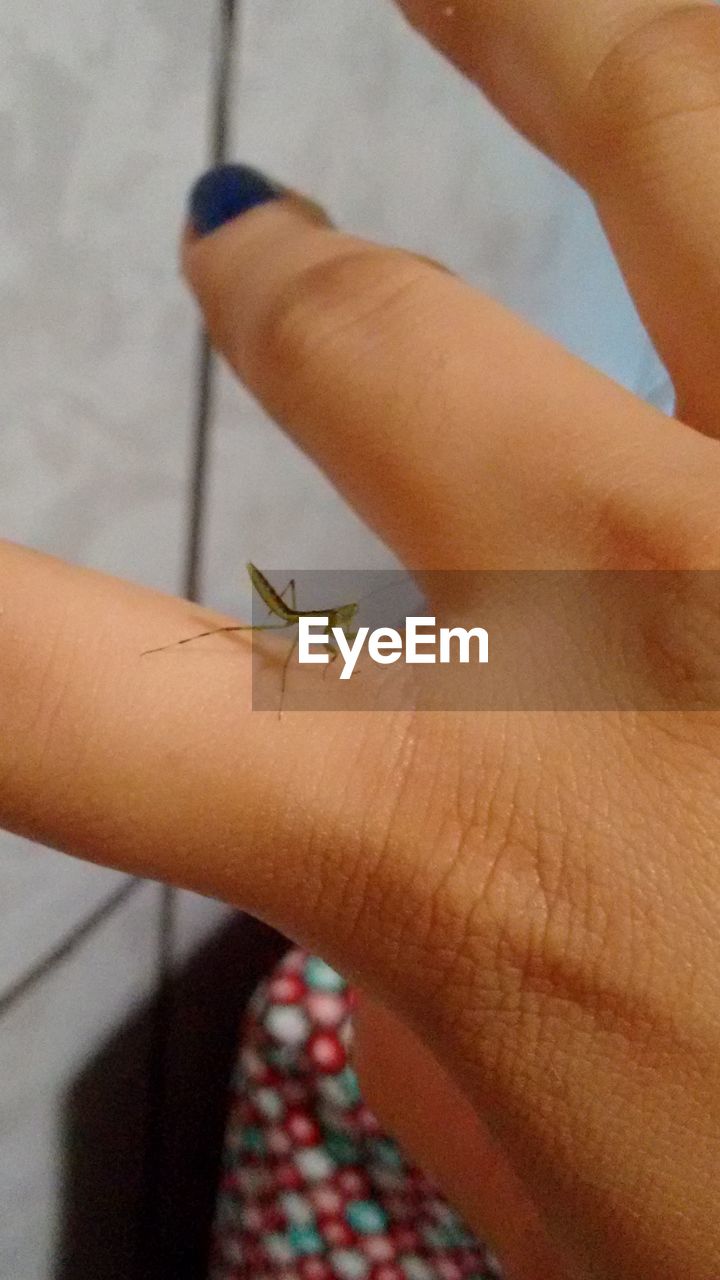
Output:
[{"left": 189, "top": 163, "right": 283, "bottom": 236}]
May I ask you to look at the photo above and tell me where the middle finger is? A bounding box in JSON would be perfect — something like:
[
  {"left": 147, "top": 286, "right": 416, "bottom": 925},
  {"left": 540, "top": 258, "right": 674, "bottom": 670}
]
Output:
[
  {"left": 396, "top": 0, "right": 720, "bottom": 432},
  {"left": 184, "top": 178, "right": 720, "bottom": 572}
]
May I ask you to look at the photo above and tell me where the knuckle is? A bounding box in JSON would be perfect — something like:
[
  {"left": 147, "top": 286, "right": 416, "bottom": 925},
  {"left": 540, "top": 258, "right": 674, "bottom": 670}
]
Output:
[
  {"left": 589, "top": 479, "right": 720, "bottom": 704},
  {"left": 578, "top": 5, "right": 720, "bottom": 178},
  {"left": 592, "top": 484, "right": 720, "bottom": 571},
  {"left": 258, "top": 246, "right": 435, "bottom": 395},
  {"left": 640, "top": 572, "right": 720, "bottom": 712}
]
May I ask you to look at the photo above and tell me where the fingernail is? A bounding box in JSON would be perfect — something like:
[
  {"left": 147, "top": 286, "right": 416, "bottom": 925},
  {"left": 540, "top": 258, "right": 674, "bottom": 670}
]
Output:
[{"left": 188, "top": 163, "right": 283, "bottom": 237}]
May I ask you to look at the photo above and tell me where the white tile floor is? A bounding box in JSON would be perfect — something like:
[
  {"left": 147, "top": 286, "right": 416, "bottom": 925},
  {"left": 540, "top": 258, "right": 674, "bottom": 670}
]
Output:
[
  {"left": 0, "top": 1, "right": 669, "bottom": 1274},
  {"left": 0, "top": 0, "right": 215, "bottom": 1005}
]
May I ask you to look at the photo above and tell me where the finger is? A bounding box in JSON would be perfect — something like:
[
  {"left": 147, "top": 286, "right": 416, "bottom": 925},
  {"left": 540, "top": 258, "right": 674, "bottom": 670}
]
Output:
[
  {"left": 184, "top": 165, "right": 720, "bottom": 573},
  {"left": 0, "top": 539, "right": 402, "bottom": 957},
  {"left": 354, "top": 992, "right": 576, "bottom": 1280},
  {"left": 395, "top": 0, "right": 720, "bottom": 432}
]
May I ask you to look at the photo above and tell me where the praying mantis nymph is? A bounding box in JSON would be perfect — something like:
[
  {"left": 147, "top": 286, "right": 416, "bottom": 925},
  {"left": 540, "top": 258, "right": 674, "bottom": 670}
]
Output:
[{"left": 143, "top": 562, "right": 359, "bottom": 711}]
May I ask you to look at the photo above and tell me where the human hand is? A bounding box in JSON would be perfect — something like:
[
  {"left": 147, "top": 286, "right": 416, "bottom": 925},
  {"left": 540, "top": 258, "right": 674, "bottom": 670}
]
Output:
[{"left": 2, "top": 2, "right": 720, "bottom": 1277}]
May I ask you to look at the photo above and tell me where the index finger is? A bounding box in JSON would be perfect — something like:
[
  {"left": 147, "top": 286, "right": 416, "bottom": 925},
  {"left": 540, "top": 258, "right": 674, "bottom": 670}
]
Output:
[
  {"left": 0, "top": 539, "right": 412, "bottom": 971},
  {"left": 396, "top": 0, "right": 720, "bottom": 432}
]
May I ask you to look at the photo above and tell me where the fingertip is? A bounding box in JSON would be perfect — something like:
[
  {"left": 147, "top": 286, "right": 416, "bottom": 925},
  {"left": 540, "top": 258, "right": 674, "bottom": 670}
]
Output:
[
  {"left": 182, "top": 162, "right": 331, "bottom": 247},
  {"left": 188, "top": 163, "right": 285, "bottom": 238},
  {"left": 180, "top": 166, "right": 333, "bottom": 293}
]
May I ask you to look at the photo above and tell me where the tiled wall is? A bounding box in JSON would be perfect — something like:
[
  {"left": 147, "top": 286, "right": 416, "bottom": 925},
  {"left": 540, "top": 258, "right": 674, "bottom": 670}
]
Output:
[{"left": 0, "top": 1, "right": 667, "bottom": 1276}]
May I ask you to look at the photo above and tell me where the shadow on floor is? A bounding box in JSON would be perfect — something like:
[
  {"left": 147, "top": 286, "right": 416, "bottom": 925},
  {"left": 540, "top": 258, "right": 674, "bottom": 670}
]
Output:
[{"left": 56, "top": 914, "right": 287, "bottom": 1280}]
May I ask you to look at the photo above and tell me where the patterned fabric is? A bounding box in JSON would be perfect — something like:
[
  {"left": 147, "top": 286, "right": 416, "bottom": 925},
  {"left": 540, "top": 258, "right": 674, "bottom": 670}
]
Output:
[{"left": 210, "top": 949, "right": 503, "bottom": 1280}]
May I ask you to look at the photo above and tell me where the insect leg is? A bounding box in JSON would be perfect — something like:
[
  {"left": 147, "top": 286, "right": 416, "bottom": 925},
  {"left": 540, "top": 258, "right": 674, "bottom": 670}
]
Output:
[
  {"left": 322, "top": 637, "right": 340, "bottom": 681},
  {"left": 142, "top": 623, "right": 290, "bottom": 656},
  {"left": 265, "top": 578, "right": 297, "bottom": 620},
  {"left": 321, "top": 629, "right": 361, "bottom": 681},
  {"left": 278, "top": 629, "right": 299, "bottom": 719}
]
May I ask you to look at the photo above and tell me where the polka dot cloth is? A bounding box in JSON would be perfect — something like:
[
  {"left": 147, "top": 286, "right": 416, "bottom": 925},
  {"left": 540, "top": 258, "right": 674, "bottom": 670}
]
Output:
[{"left": 210, "top": 949, "right": 502, "bottom": 1280}]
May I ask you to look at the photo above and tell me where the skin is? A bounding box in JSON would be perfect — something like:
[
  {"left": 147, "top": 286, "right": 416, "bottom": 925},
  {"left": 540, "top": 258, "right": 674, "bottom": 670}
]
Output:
[{"left": 2, "top": 1, "right": 720, "bottom": 1276}]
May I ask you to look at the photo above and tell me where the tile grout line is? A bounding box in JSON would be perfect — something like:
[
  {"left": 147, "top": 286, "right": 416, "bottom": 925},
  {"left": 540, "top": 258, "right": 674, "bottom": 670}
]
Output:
[
  {"left": 139, "top": 4, "right": 242, "bottom": 1268},
  {"left": 184, "top": 0, "right": 238, "bottom": 607},
  {"left": 156, "top": 0, "right": 241, "bottom": 1059},
  {"left": 156, "top": 0, "right": 240, "bottom": 1080},
  {"left": 0, "top": 879, "right": 143, "bottom": 1021}
]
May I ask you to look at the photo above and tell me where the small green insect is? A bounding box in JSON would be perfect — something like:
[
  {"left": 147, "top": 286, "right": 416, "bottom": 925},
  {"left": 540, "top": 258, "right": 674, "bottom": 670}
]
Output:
[{"left": 143, "top": 562, "right": 359, "bottom": 712}]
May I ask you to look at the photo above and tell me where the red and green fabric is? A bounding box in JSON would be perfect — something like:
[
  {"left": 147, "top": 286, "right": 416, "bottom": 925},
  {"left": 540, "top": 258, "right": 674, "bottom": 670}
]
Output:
[{"left": 210, "top": 949, "right": 502, "bottom": 1280}]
